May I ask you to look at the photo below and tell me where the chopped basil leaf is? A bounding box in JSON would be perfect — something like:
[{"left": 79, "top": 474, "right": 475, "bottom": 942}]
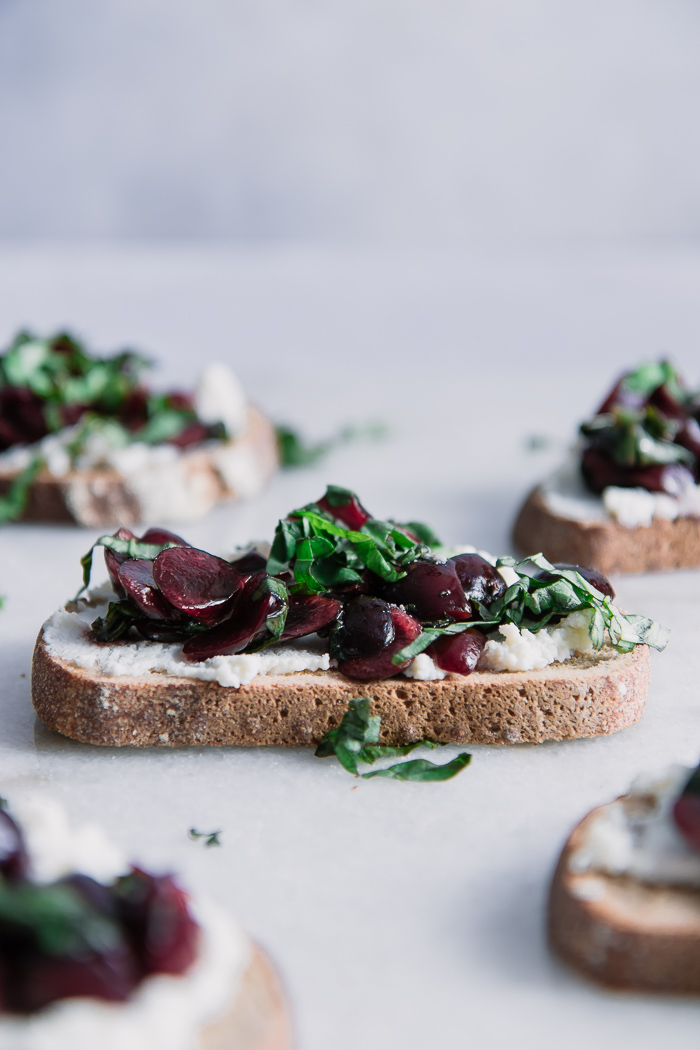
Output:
[
  {"left": 0, "top": 455, "right": 42, "bottom": 523},
  {"left": 0, "top": 880, "right": 122, "bottom": 957},
  {"left": 91, "top": 601, "right": 140, "bottom": 642},
  {"left": 188, "top": 828, "right": 222, "bottom": 847},
  {"left": 401, "top": 520, "right": 442, "bottom": 547},
  {"left": 276, "top": 422, "right": 388, "bottom": 468},
  {"left": 315, "top": 698, "right": 471, "bottom": 782}
]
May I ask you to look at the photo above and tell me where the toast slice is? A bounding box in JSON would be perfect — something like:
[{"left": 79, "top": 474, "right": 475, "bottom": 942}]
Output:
[
  {"left": 31, "top": 629, "right": 650, "bottom": 748},
  {"left": 202, "top": 944, "right": 291, "bottom": 1050},
  {"left": 513, "top": 485, "right": 700, "bottom": 576},
  {"left": 548, "top": 803, "right": 700, "bottom": 992},
  {"left": 0, "top": 407, "right": 279, "bottom": 527}
]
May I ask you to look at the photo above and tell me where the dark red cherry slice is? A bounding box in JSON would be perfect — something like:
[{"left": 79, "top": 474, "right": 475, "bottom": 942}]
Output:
[
  {"left": 10, "top": 949, "right": 137, "bottom": 1012},
  {"left": 0, "top": 809, "right": 27, "bottom": 881},
  {"left": 118, "top": 560, "right": 180, "bottom": 621},
  {"left": 329, "top": 597, "right": 395, "bottom": 662},
  {"left": 104, "top": 527, "right": 136, "bottom": 596},
  {"left": 648, "top": 383, "right": 687, "bottom": 420},
  {"left": 181, "top": 572, "right": 285, "bottom": 661},
  {"left": 449, "top": 554, "right": 506, "bottom": 604},
  {"left": 139, "top": 527, "right": 189, "bottom": 547},
  {"left": 116, "top": 869, "right": 199, "bottom": 978},
  {"left": 377, "top": 559, "right": 472, "bottom": 623},
  {"left": 673, "top": 793, "right": 700, "bottom": 851},
  {"left": 337, "top": 605, "right": 422, "bottom": 680},
  {"left": 229, "top": 550, "right": 269, "bottom": 576},
  {"left": 581, "top": 447, "right": 694, "bottom": 495},
  {"left": 533, "top": 563, "right": 615, "bottom": 600},
  {"left": 427, "top": 629, "right": 486, "bottom": 675},
  {"left": 316, "top": 491, "right": 371, "bottom": 531},
  {"left": 153, "top": 547, "right": 245, "bottom": 625},
  {"left": 282, "top": 595, "right": 342, "bottom": 641}
]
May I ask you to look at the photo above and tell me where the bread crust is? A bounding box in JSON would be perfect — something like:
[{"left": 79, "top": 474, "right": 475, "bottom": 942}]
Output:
[
  {"left": 201, "top": 944, "right": 291, "bottom": 1050},
  {"left": 513, "top": 485, "right": 700, "bottom": 575},
  {"left": 548, "top": 803, "right": 700, "bottom": 992},
  {"left": 0, "top": 407, "right": 279, "bottom": 527},
  {"left": 31, "top": 629, "right": 650, "bottom": 748}
]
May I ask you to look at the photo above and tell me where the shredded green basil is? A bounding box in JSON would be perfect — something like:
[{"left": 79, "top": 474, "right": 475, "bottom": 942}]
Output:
[
  {"left": 315, "top": 698, "right": 471, "bottom": 781},
  {"left": 0, "top": 456, "right": 43, "bottom": 523},
  {"left": 267, "top": 487, "right": 435, "bottom": 594},
  {"left": 188, "top": 828, "right": 222, "bottom": 847}
]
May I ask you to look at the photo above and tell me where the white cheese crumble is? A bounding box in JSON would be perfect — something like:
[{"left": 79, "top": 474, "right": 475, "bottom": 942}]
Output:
[
  {"left": 404, "top": 653, "right": 446, "bottom": 681},
  {"left": 540, "top": 452, "right": 700, "bottom": 529},
  {"left": 194, "top": 362, "right": 248, "bottom": 438},
  {"left": 44, "top": 593, "right": 331, "bottom": 689},
  {"left": 0, "top": 796, "right": 250, "bottom": 1050},
  {"left": 569, "top": 765, "right": 700, "bottom": 889},
  {"left": 478, "top": 610, "right": 594, "bottom": 672}
]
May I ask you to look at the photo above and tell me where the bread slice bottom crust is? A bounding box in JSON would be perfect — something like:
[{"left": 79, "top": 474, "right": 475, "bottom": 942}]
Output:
[
  {"left": 31, "top": 630, "right": 650, "bottom": 748},
  {"left": 0, "top": 406, "right": 279, "bottom": 527},
  {"left": 514, "top": 485, "right": 700, "bottom": 576},
  {"left": 201, "top": 944, "right": 291, "bottom": 1050},
  {"left": 548, "top": 804, "right": 700, "bottom": 993}
]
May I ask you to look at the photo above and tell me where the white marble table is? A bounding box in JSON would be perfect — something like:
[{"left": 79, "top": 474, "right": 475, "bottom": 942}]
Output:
[{"left": 1, "top": 243, "right": 700, "bottom": 1049}]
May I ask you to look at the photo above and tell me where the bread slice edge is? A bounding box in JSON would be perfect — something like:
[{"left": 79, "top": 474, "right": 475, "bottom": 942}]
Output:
[{"left": 31, "top": 626, "right": 650, "bottom": 748}]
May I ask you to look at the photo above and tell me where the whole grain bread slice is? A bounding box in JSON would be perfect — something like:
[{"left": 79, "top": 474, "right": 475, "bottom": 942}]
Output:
[
  {"left": 31, "top": 629, "right": 650, "bottom": 748},
  {"left": 0, "top": 407, "right": 279, "bottom": 527},
  {"left": 201, "top": 944, "right": 291, "bottom": 1050},
  {"left": 513, "top": 485, "right": 700, "bottom": 576},
  {"left": 548, "top": 803, "right": 700, "bottom": 992}
]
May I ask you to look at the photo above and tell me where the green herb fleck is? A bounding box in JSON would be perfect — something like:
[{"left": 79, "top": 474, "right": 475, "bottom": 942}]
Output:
[
  {"left": 276, "top": 421, "right": 387, "bottom": 468},
  {"left": 0, "top": 456, "right": 42, "bottom": 523},
  {"left": 189, "top": 828, "right": 222, "bottom": 847},
  {"left": 315, "top": 698, "right": 471, "bottom": 782}
]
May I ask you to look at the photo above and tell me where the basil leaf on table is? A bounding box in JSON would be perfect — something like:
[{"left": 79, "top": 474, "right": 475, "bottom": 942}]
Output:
[{"left": 315, "top": 698, "right": 471, "bottom": 782}]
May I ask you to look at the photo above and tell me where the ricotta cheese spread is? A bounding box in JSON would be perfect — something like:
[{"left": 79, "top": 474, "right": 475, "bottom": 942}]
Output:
[
  {"left": 569, "top": 765, "right": 700, "bottom": 889},
  {"left": 478, "top": 610, "right": 595, "bottom": 672},
  {"left": 44, "top": 586, "right": 331, "bottom": 690},
  {"left": 540, "top": 453, "right": 700, "bottom": 529},
  {"left": 0, "top": 796, "right": 251, "bottom": 1050}
]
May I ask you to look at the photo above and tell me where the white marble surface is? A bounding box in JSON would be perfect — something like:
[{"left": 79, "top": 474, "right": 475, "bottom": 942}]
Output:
[{"left": 2, "top": 244, "right": 700, "bottom": 1048}]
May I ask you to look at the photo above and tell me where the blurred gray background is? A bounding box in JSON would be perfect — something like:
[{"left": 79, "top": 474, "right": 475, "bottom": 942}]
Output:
[{"left": 1, "top": 0, "right": 700, "bottom": 242}]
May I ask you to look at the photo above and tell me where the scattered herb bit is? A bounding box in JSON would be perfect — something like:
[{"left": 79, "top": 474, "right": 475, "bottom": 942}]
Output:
[
  {"left": 0, "top": 797, "right": 7, "bottom": 810},
  {"left": 276, "top": 421, "right": 387, "bottom": 468},
  {"left": 188, "top": 828, "right": 222, "bottom": 847},
  {"left": 315, "top": 698, "right": 471, "bottom": 782},
  {"left": 392, "top": 552, "right": 670, "bottom": 665},
  {"left": 0, "top": 456, "right": 42, "bottom": 524}
]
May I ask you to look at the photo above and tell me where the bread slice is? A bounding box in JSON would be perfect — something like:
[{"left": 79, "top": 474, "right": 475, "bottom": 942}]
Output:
[
  {"left": 202, "top": 944, "right": 291, "bottom": 1050},
  {"left": 513, "top": 485, "right": 700, "bottom": 576},
  {"left": 548, "top": 803, "right": 700, "bottom": 992},
  {"left": 0, "top": 407, "right": 279, "bottom": 527},
  {"left": 31, "top": 629, "right": 650, "bottom": 748}
]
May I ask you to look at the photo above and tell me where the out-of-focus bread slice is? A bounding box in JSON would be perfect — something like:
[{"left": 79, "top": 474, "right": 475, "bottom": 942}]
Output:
[
  {"left": 514, "top": 485, "right": 700, "bottom": 576},
  {"left": 31, "top": 629, "right": 650, "bottom": 748},
  {"left": 201, "top": 944, "right": 291, "bottom": 1050},
  {"left": 0, "top": 406, "right": 279, "bottom": 527},
  {"left": 548, "top": 803, "right": 700, "bottom": 992}
]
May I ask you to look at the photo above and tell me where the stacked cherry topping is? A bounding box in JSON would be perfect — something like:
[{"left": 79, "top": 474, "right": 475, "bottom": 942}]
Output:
[
  {"left": 580, "top": 361, "right": 700, "bottom": 495},
  {"left": 82, "top": 486, "right": 620, "bottom": 682},
  {"left": 0, "top": 806, "right": 199, "bottom": 1015}
]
